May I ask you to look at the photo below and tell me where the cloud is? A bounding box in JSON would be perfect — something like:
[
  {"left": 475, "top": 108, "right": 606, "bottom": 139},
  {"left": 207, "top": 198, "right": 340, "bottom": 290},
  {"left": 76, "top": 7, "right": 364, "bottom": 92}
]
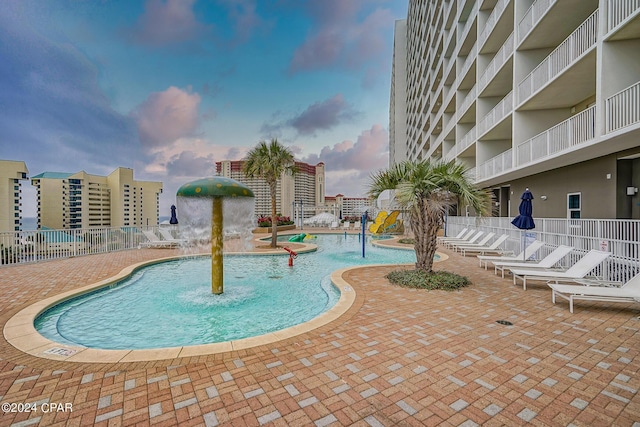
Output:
[
  {"left": 216, "top": 0, "right": 266, "bottom": 45},
  {"left": 261, "top": 94, "right": 359, "bottom": 137},
  {"left": 302, "top": 124, "right": 388, "bottom": 170},
  {"left": 288, "top": 1, "right": 394, "bottom": 75},
  {"left": 0, "top": 4, "right": 141, "bottom": 174},
  {"left": 127, "top": 0, "right": 210, "bottom": 47},
  {"left": 131, "top": 87, "right": 201, "bottom": 151}
]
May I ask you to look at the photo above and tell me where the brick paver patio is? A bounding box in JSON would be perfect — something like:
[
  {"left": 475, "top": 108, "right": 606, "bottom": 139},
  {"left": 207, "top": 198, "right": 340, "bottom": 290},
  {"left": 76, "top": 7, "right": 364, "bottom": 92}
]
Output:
[{"left": 1, "top": 237, "right": 639, "bottom": 426}]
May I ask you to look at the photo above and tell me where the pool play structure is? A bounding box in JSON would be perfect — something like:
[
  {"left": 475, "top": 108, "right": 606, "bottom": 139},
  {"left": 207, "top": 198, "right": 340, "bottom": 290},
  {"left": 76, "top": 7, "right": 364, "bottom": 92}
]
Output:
[
  {"left": 369, "top": 210, "right": 404, "bottom": 235},
  {"left": 288, "top": 232, "right": 317, "bottom": 242},
  {"left": 176, "top": 176, "right": 256, "bottom": 294}
]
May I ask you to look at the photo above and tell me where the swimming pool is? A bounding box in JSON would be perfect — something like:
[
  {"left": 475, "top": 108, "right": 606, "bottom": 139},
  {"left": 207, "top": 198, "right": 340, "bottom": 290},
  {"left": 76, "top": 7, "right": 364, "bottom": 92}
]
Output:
[{"left": 35, "top": 234, "right": 417, "bottom": 350}]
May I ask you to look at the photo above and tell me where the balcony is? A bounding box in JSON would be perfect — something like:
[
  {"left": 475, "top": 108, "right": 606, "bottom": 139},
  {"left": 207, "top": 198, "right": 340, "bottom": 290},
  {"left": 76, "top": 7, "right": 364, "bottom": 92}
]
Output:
[
  {"left": 477, "top": 0, "right": 510, "bottom": 51},
  {"left": 516, "top": 105, "right": 596, "bottom": 167},
  {"left": 517, "top": 0, "right": 557, "bottom": 43},
  {"left": 457, "top": 84, "right": 477, "bottom": 120},
  {"left": 606, "top": 81, "right": 640, "bottom": 133},
  {"left": 607, "top": 0, "right": 640, "bottom": 35},
  {"left": 517, "top": 10, "right": 598, "bottom": 107},
  {"left": 445, "top": 126, "right": 476, "bottom": 160},
  {"left": 478, "top": 32, "right": 514, "bottom": 94},
  {"left": 475, "top": 149, "right": 513, "bottom": 181},
  {"left": 477, "top": 91, "right": 513, "bottom": 138}
]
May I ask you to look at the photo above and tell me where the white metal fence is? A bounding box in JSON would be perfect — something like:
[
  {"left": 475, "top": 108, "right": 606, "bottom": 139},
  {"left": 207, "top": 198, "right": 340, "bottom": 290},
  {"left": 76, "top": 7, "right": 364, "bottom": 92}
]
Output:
[
  {"left": 518, "top": 0, "right": 557, "bottom": 43},
  {"left": 607, "top": 0, "right": 640, "bottom": 32},
  {"left": 0, "top": 226, "right": 163, "bottom": 266},
  {"left": 606, "top": 81, "right": 640, "bottom": 133},
  {"left": 516, "top": 105, "right": 596, "bottom": 166},
  {"left": 446, "top": 216, "right": 640, "bottom": 283}
]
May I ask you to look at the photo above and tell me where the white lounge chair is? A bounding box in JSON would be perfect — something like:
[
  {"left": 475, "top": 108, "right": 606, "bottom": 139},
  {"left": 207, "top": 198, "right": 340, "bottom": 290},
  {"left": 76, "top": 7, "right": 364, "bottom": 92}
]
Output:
[
  {"left": 329, "top": 221, "right": 339, "bottom": 229},
  {"left": 158, "top": 228, "right": 187, "bottom": 243},
  {"left": 443, "top": 231, "right": 484, "bottom": 249},
  {"left": 492, "top": 245, "right": 574, "bottom": 278},
  {"left": 439, "top": 229, "right": 474, "bottom": 247},
  {"left": 343, "top": 221, "right": 351, "bottom": 231},
  {"left": 140, "top": 230, "right": 181, "bottom": 248},
  {"left": 477, "top": 240, "right": 545, "bottom": 269},
  {"left": 353, "top": 221, "right": 362, "bottom": 231},
  {"left": 459, "top": 234, "right": 509, "bottom": 257},
  {"left": 437, "top": 228, "right": 468, "bottom": 243},
  {"left": 549, "top": 273, "right": 640, "bottom": 313},
  {"left": 452, "top": 232, "right": 495, "bottom": 252},
  {"left": 509, "top": 249, "right": 611, "bottom": 290}
]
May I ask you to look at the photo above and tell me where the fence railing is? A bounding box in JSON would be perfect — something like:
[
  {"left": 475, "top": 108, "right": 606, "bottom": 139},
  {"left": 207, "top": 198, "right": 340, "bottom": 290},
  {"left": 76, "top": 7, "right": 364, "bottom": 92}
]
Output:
[
  {"left": 457, "top": 83, "right": 477, "bottom": 120},
  {"left": 516, "top": 105, "right": 596, "bottom": 166},
  {"left": 517, "top": 0, "right": 556, "bottom": 43},
  {"left": 478, "top": 33, "right": 514, "bottom": 94},
  {"left": 0, "top": 226, "right": 168, "bottom": 266},
  {"left": 475, "top": 148, "right": 513, "bottom": 181},
  {"left": 517, "top": 10, "right": 598, "bottom": 105},
  {"left": 446, "top": 216, "right": 640, "bottom": 283},
  {"left": 607, "top": 0, "right": 640, "bottom": 32},
  {"left": 478, "top": 0, "right": 509, "bottom": 49},
  {"left": 477, "top": 91, "right": 513, "bottom": 137},
  {"left": 606, "top": 81, "right": 640, "bottom": 133}
]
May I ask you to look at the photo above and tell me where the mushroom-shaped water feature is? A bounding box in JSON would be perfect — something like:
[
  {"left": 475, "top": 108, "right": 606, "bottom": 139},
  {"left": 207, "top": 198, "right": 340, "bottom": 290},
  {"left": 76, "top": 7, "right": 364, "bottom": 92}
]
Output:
[{"left": 176, "top": 177, "right": 254, "bottom": 294}]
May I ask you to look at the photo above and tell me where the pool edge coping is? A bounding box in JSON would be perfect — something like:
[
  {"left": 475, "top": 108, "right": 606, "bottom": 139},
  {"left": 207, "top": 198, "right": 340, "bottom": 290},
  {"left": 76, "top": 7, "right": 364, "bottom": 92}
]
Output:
[{"left": 4, "top": 249, "right": 447, "bottom": 363}]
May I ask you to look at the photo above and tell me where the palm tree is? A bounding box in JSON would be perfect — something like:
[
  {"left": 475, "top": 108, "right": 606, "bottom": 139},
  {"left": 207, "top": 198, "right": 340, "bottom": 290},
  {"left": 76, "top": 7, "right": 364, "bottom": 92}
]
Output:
[
  {"left": 243, "top": 139, "right": 296, "bottom": 248},
  {"left": 369, "top": 159, "right": 491, "bottom": 273}
]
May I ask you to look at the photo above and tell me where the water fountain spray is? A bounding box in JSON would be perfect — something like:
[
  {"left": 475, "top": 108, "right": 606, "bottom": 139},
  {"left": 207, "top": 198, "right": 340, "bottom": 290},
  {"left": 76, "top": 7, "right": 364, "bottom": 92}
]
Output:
[{"left": 176, "top": 177, "right": 254, "bottom": 294}]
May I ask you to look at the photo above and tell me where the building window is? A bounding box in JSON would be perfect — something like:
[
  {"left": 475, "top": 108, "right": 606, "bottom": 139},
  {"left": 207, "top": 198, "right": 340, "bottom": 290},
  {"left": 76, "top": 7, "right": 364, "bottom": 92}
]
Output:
[{"left": 567, "top": 193, "right": 581, "bottom": 219}]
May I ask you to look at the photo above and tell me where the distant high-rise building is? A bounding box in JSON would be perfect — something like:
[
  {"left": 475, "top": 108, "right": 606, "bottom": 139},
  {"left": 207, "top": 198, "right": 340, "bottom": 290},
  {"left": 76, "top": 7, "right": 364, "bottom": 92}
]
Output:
[
  {"left": 216, "top": 160, "right": 325, "bottom": 218},
  {"left": 391, "top": 0, "right": 640, "bottom": 219},
  {"left": 0, "top": 160, "right": 29, "bottom": 233},
  {"left": 31, "top": 167, "right": 162, "bottom": 229}
]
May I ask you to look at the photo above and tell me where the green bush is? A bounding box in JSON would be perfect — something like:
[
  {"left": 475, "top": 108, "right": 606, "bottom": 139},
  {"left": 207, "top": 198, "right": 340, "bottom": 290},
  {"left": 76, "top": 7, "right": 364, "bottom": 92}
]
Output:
[
  {"left": 398, "top": 238, "right": 415, "bottom": 245},
  {"left": 386, "top": 269, "right": 470, "bottom": 291}
]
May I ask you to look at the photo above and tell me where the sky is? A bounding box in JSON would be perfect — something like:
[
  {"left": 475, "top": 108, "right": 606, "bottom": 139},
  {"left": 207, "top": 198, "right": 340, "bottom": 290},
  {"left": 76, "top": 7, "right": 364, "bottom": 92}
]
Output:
[{"left": 0, "top": 0, "right": 407, "bottom": 218}]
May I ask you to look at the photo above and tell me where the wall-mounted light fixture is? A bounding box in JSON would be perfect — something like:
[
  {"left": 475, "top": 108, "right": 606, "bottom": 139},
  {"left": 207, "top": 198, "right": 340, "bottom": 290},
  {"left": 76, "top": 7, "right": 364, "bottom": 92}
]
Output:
[
  {"left": 540, "top": 195, "right": 548, "bottom": 200},
  {"left": 626, "top": 187, "right": 638, "bottom": 196}
]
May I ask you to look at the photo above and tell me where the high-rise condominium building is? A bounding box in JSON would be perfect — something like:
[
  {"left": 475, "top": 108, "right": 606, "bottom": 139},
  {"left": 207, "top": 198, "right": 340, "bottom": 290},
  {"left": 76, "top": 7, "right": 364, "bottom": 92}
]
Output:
[
  {"left": 31, "top": 167, "right": 162, "bottom": 229},
  {"left": 0, "top": 160, "right": 29, "bottom": 233},
  {"left": 216, "top": 160, "right": 325, "bottom": 218},
  {"left": 391, "top": 0, "right": 640, "bottom": 219}
]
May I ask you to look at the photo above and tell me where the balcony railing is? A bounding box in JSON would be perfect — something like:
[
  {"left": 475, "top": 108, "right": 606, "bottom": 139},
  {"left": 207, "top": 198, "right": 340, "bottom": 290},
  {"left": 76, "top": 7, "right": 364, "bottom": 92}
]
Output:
[
  {"left": 458, "top": 43, "right": 478, "bottom": 86},
  {"left": 475, "top": 148, "right": 512, "bottom": 181},
  {"left": 517, "top": 105, "right": 596, "bottom": 166},
  {"left": 608, "top": 0, "right": 640, "bottom": 32},
  {"left": 517, "top": 0, "right": 557, "bottom": 43},
  {"left": 478, "top": 0, "right": 509, "bottom": 49},
  {"left": 457, "top": 84, "right": 476, "bottom": 120},
  {"left": 478, "top": 33, "right": 514, "bottom": 93},
  {"left": 606, "top": 81, "right": 640, "bottom": 133},
  {"left": 445, "top": 126, "right": 477, "bottom": 160},
  {"left": 458, "top": 1, "right": 479, "bottom": 43},
  {"left": 477, "top": 91, "right": 513, "bottom": 137},
  {"left": 517, "top": 10, "right": 598, "bottom": 105}
]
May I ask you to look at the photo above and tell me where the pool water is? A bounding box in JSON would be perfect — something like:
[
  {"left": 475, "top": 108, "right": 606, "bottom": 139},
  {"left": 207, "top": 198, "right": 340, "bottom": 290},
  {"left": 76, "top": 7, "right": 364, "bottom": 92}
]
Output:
[{"left": 35, "top": 234, "right": 416, "bottom": 350}]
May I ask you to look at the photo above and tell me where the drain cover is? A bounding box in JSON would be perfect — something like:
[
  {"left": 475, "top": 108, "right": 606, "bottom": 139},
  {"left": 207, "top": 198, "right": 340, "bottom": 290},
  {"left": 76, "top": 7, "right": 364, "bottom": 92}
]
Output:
[{"left": 496, "top": 320, "right": 513, "bottom": 326}]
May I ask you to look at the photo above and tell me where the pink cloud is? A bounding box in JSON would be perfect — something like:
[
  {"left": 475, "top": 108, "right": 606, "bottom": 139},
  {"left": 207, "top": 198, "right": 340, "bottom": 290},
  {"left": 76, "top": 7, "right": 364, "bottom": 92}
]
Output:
[
  {"left": 132, "top": 86, "right": 201, "bottom": 150},
  {"left": 128, "top": 0, "right": 209, "bottom": 46},
  {"left": 302, "top": 124, "right": 389, "bottom": 171},
  {"left": 217, "top": 0, "right": 265, "bottom": 44},
  {"left": 288, "top": 2, "right": 394, "bottom": 75}
]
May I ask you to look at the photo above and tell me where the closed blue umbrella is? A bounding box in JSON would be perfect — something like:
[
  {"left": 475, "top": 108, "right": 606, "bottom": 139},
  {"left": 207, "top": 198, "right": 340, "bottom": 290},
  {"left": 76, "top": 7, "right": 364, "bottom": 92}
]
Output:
[{"left": 512, "top": 188, "right": 535, "bottom": 260}]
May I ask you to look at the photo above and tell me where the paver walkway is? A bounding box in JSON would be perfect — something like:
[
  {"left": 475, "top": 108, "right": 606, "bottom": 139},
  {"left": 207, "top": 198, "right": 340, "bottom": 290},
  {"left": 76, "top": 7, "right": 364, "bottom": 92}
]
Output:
[{"left": 1, "top": 240, "right": 639, "bottom": 426}]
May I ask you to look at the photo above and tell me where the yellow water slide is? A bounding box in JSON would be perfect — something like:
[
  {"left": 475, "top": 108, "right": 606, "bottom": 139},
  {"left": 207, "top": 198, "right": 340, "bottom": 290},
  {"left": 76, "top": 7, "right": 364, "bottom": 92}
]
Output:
[
  {"left": 381, "top": 210, "right": 400, "bottom": 232},
  {"left": 369, "top": 211, "right": 388, "bottom": 233}
]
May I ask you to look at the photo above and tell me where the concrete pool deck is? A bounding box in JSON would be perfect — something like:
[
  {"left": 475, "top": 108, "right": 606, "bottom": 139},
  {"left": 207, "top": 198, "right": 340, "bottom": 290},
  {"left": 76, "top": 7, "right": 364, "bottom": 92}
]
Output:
[{"left": 0, "top": 233, "right": 639, "bottom": 426}]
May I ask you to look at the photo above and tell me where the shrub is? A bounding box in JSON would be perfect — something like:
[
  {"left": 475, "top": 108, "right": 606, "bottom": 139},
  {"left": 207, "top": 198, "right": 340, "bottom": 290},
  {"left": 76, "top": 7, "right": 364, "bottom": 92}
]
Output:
[
  {"left": 398, "top": 238, "right": 415, "bottom": 245},
  {"left": 386, "top": 269, "right": 470, "bottom": 291},
  {"left": 256, "top": 216, "right": 294, "bottom": 227}
]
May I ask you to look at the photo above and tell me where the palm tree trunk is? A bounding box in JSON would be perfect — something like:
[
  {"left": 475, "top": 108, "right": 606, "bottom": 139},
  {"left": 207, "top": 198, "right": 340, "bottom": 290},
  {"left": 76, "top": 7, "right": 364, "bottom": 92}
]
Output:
[
  {"left": 411, "top": 199, "right": 440, "bottom": 273},
  {"left": 270, "top": 182, "right": 278, "bottom": 248}
]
